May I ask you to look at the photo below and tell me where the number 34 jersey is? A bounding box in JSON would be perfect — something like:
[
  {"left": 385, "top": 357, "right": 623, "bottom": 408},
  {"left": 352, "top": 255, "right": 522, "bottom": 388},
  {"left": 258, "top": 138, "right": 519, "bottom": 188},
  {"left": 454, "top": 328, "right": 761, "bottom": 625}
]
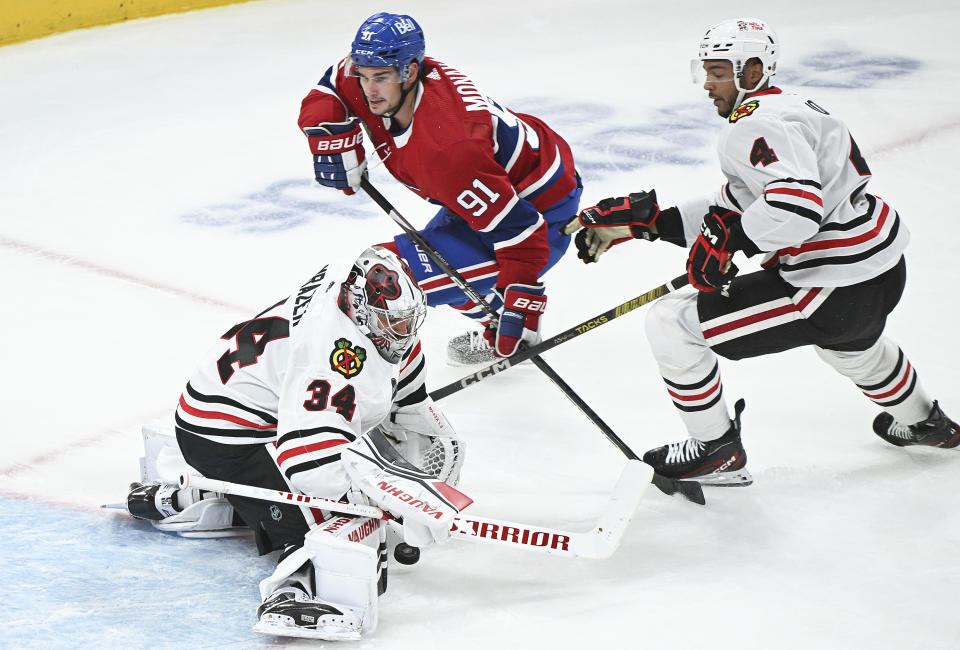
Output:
[
  {"left": 679, "top": 88, "right": 909, "bottom": 287},
  {"left": 174, "top": 260, "right": 428, "bottom": 499}
]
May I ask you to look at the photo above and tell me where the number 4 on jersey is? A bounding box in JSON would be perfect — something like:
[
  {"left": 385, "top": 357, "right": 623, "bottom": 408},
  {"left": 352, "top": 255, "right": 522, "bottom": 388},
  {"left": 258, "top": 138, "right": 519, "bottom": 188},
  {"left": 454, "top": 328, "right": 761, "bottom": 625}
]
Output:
[
  {"left": 303, "top": 380, "right": 357, "bottom": 420},
  {"left": 749, "top": 137, "right": 779, "bottom": 167}
]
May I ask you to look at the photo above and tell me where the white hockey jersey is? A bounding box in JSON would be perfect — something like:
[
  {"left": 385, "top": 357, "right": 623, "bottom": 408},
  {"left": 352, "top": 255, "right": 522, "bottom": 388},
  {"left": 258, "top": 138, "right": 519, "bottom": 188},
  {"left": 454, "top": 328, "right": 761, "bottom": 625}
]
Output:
[
  {"left": 678, "top": 88, "right": 909, "bottom": 287},
  {"left": 174, "top": 260, "right": 428, "bottom": 500}
]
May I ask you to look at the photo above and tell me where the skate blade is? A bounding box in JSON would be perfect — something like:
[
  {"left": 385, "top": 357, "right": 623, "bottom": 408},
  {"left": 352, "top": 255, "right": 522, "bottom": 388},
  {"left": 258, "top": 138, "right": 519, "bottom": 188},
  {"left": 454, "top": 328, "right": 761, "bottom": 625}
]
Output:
[
  {"left": 100, "top": 502, "right": 128, "bottom": 510},
  {"left": 686, "top": 468, "right": 753, "bottom": 488},
  {"left": 252, "top": 619, "right": 360, "bottom": 641},
  {"left": 445, "top": 353, "right": 497, "bottom": 367}
]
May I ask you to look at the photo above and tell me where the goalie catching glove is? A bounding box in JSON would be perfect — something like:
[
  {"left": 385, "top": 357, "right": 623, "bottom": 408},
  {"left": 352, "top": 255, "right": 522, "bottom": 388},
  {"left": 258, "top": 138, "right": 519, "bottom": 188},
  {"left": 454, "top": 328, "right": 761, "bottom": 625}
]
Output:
[
  {"left": 562, "top": 190, "right": 682, "bottom": 263},
  {"left": 303, "top": 117, "right": 366, "bottom": 195},
  {"left": 376, "top": 397, "right": 465, "bottom": 486},
  {"left": 341, "top": 434, "right": 473, "bottom": 547}
]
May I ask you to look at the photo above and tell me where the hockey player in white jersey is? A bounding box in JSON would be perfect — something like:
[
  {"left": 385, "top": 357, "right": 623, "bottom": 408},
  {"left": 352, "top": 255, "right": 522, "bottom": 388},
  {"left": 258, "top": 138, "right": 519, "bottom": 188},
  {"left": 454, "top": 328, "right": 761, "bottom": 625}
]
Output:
[
  {"left": 125, "top": 246, "right": 470, "bottom": 641},
  {"left": 562, "top": 18, "right": 958, "bottom": 486}
]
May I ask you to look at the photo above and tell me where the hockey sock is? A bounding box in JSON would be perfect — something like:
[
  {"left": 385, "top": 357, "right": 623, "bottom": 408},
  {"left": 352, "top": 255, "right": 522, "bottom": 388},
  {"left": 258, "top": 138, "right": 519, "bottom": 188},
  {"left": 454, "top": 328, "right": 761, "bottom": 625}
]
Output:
[
  {"left": 817, "top": 337, "right": 932, "bottom": 425},
  {"left": 661, "top": 359, "right": 731, "bottom": 440}
]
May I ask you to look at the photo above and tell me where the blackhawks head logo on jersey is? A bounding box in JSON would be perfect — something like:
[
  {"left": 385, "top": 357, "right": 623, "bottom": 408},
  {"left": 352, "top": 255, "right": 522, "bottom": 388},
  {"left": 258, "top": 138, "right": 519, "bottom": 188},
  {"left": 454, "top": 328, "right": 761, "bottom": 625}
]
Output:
[
  {"left": 729, "top": 100, "right": 759, "bottom": 123},
  {"left": 330, "top": 338, "right": 367, "bottom": 377}
]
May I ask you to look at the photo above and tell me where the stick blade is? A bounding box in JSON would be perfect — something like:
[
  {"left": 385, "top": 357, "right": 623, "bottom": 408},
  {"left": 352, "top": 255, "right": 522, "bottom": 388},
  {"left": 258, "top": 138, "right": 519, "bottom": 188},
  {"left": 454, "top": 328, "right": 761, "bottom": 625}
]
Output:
[
  {"left": 583, "top": 460, "right": 654, "bottom": 559},
  {"left": 651, "top": 472, "right": 706, "bottom": 505}
]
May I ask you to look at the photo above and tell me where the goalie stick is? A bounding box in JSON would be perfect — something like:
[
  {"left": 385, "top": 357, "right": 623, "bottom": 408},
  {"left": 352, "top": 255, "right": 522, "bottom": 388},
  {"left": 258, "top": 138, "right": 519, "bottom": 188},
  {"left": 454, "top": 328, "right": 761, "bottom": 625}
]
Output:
[
  {"left": 361, "top": 178, "right": 704, "bottom": 506},
  {"left": 181, "top": 460, "right": 652, "bottom": 559}
]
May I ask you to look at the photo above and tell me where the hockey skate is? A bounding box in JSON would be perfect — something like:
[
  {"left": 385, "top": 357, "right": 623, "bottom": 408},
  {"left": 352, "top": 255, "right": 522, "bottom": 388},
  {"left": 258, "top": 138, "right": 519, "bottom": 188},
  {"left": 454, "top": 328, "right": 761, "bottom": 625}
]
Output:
[
  {"left": 872, "top": 401, "right": 960, "bottom": 448},
  {"left": 446, "top": 329, "right": 494, "bottom": 366},
  {"left": 126, "top": 482, "right": 246, "bottom": 537},
  {"left": 254, "top": 586, "right": 363, "bottom": 641},
  {"left": 642, "top": 399, "right": 753, "bottom": 487}
]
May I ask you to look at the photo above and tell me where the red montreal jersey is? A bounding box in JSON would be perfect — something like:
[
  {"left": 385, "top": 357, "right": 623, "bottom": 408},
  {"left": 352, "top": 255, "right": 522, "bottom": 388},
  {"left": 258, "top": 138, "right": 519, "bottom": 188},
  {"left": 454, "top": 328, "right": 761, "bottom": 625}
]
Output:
[{"left": 298, "top": 57, "right": 578, "bottom": 287}]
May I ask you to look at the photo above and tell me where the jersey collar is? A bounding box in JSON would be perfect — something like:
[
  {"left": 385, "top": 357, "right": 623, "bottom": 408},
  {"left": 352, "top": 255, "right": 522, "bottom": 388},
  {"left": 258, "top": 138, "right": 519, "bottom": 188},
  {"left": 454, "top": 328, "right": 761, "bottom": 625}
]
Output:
[
  {"left": 746, "top": 86, "right": 782, "bottom": 99},
  {"left": 384, "top": 82, "right": 424, "bottom": 148}
]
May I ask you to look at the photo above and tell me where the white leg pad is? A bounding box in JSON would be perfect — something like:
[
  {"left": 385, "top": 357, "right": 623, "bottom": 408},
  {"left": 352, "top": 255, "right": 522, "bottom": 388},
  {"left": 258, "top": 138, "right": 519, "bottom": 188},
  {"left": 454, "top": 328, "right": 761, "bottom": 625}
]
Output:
[
  {"left": 140, "top": 425, "right": 192, "bottom": 484},
  {"left": 308, "top": 518, "right": 382, "bottom": 635},
  {"left": 138, "top": 426, "right": 245, "bottom": 538},
  {"left": 257, "top": 517, "right": 384, "bottom": 638},
  {"left": 152, "top": 498, "right": 242, "bottom": 537}
]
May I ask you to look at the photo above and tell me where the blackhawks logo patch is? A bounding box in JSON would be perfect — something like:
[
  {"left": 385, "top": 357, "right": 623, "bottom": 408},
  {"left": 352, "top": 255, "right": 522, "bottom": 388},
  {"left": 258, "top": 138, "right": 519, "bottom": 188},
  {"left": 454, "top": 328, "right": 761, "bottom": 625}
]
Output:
[
  {"left": 330, "top": 338, "right": 366, "bottom": 378},
  {"left": 729, "top": 100, "right": 759, "bottom": 123}
]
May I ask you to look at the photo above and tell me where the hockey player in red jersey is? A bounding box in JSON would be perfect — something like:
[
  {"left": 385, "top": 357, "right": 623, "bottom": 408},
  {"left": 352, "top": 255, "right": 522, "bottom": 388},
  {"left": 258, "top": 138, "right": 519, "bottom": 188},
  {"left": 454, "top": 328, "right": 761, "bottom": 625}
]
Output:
[
  {"left": 298, "top": 12, "right": 582, "bottom": 365},
  {"left": 125, "top": 246, "right": 470, "bottom": 641},
  {"left": 562, "top": 18, "right": 959, "bottom": 487}
]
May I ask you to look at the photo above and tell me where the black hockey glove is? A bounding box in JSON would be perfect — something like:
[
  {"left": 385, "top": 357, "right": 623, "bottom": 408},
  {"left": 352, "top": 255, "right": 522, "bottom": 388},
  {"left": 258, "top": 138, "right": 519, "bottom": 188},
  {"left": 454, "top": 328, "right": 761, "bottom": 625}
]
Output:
[
  {"left": 686, "top": 207, "right": 758, "bottom": 293},
  {"left": 561, "top": 190, "right": 683, "bottom": 263}
]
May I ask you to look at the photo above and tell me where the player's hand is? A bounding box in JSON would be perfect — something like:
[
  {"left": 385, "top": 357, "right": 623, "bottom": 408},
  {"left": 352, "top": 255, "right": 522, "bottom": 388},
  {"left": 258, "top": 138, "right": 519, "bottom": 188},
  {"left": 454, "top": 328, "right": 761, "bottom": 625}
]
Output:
[
  {"left": 687, "top": 207, "right": 744, "bottom": 292},
  {"left": 342, "top": 437, "right": 471, "bottom": 547},
  {"left": 561, "top": 190, "right": 662, "bottom": 263},
  {"left": 483, "top": 283, "right": 546, "bottom": 357},
  {"left": 303, "top": 118, "right": 366, "bottom": 195}
]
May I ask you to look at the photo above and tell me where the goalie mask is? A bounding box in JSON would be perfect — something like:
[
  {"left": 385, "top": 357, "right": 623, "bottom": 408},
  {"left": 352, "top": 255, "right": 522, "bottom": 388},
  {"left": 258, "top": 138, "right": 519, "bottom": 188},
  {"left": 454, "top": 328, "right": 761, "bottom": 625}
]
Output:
[{"left": 340, "top": 246, "right": 427, "bottom": 364}]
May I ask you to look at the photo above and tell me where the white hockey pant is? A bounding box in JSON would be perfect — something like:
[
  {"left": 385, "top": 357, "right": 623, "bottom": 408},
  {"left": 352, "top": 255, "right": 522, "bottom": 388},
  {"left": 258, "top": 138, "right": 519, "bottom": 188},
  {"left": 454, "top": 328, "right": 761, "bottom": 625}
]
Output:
[
  {"left": 645, "top": 293, "right": 935, "bottom": 435},
  {"left": 258, "top": 515, "right": 386, "bottom": 635},
  {"left": 645, "top": 292, "right": 731, "bottom": 439},
  {"left": 816, "top": 337, "right": 932, "bottom": 425}
]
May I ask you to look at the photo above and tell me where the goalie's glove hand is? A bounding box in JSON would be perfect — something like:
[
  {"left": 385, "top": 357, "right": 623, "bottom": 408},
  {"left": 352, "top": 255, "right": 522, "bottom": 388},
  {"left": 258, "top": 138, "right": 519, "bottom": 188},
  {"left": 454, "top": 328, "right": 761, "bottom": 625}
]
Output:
[
  {"left": 303, "top": 117, "right": 366, "bottom": 195},
  {"left": 561, "top": 190, "right": 662, "bottom": 263},
  {"left": 687, "top": 206, "right": 751, "bottom": 293},
  {"left": 482, "top": 283, "right": 546, "bottom": 358},
  {"left": 378, "top": 398, "right": 465, "bottom": 486}
]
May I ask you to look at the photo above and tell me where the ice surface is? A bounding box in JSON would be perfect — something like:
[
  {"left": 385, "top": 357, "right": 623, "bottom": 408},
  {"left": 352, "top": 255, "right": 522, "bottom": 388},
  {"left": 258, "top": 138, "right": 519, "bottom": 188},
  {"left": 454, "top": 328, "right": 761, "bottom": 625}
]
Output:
[{"left": 2, "top": 1, "right": 959, "bottom": 648}]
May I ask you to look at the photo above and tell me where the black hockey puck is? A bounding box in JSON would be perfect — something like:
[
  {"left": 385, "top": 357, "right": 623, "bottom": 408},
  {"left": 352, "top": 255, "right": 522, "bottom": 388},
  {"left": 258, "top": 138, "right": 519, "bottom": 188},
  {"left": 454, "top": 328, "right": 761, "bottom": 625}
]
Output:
[{"left": 394, "top": 542, "right": 420, "bottom": 565}]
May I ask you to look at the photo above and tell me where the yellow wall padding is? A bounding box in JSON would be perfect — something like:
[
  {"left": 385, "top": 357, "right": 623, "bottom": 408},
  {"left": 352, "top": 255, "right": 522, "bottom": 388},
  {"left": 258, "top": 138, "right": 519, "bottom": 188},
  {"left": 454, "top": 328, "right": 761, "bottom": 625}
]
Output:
[{"left": 0, "top": 0, "right": 259, "bottom": 47}]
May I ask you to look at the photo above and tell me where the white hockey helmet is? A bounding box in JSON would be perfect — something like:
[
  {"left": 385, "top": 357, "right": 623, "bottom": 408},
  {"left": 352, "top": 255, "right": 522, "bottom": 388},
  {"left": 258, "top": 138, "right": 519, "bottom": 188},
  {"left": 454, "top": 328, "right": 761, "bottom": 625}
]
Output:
[
  {"left": 693, "top": 18, "right": 779, "bottom": 108},
  {"left": 340, "top": 246, "right": 427, "bottom": 364}
]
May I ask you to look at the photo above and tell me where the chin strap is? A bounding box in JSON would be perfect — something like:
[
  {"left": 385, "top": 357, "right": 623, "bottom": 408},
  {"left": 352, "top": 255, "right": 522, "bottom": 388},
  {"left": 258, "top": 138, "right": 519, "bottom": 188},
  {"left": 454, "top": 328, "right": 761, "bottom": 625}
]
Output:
[
  {"left": 733, "top": 74, "right": 770, "bottom": 112},
  {"left": 355, "top": 68, "right": 421, "bottom": 120}
]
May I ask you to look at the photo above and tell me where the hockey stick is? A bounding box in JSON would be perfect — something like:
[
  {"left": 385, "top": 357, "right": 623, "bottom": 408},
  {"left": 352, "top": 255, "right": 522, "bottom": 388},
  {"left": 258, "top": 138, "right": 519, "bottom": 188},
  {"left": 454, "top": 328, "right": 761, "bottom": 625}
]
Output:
[
  {"left": 361, "top": 178, "right": 704, "bottom": 505},
  {"left": 180, "top": 473, "right": 392, "bottom": 520},
  {"left": 181, "top": 460, "right": 652, "bottom": 560},
  {"left": 429, "top": 273, "right": 689, "bottom": 400}
]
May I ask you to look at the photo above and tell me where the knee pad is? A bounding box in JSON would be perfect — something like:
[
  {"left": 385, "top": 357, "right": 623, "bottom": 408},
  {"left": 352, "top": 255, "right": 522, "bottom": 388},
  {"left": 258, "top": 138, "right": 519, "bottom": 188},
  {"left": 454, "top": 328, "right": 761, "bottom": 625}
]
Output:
[
  {"left": 815, "top": 338, "right": 892, "bottom": 381},
  {"left": 645, "top": 293, "right": 712, "bottom": 373}
]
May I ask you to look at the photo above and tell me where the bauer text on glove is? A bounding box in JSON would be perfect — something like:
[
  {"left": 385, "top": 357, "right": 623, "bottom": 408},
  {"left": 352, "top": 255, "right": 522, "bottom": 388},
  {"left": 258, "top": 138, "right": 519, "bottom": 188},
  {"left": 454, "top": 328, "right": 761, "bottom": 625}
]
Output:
[
  {"left": 303, "top": 118, "right": 367, "bottom": 195},
  {"left": 482, "top": 283, "right": 546, "bottom": 358}
]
